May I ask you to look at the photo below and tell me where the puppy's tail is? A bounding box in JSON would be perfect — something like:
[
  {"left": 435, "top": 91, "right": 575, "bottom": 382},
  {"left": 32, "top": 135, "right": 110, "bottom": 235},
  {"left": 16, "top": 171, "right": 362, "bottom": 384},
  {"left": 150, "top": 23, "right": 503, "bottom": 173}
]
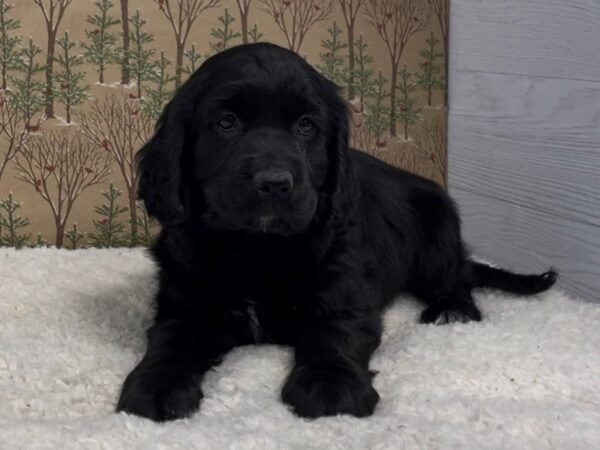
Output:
[{"left": 470, "top": 261, "right": 557, "bottom": 295}]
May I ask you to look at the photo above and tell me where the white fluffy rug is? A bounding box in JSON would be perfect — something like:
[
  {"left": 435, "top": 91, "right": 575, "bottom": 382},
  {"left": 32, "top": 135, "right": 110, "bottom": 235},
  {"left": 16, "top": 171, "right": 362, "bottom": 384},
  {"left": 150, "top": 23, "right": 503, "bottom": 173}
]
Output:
[{"left": 1, "top": 248, "right": 599, "bottom": 449}]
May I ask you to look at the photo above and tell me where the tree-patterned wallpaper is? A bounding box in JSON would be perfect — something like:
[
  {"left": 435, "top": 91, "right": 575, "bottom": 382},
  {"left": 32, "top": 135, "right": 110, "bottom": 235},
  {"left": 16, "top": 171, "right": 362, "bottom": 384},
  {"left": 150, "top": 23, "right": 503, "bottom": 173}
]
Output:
[{"left": 0, "top": 0, "right": 448, "bottom": 249}]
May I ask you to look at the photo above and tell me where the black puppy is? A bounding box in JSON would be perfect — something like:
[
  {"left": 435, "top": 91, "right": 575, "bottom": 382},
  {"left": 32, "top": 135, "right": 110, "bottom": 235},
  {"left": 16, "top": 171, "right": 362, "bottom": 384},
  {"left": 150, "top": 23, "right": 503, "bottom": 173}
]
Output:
[{"left": 117, "top": 43, "right": 557, "bottom": 421}]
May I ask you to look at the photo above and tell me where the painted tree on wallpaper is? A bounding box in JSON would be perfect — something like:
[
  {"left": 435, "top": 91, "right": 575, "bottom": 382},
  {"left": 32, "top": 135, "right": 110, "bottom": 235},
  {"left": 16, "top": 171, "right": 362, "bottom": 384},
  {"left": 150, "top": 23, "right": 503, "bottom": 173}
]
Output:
[
  {"left": 182, "top": 43, "right": 204, "bottom": 76},
  {"left": 88, "top": 182, "right": 129, "bottom": 248},
  {"left": 0, "top": 0, "right": 21, "bottom": 90},
  {"left": 248, "top": 23, "right": 263, "bottom": 42},
  {"left": 14, "top": 131, "right": 111, "bottom": 247},
  {"left": 64, "top": 222, "right": 85, "bottom": 249},
  {"left": 337, "top": 0, "right": 365, "bottom": 100},
  {"left": 210, "top": 8, "right": 241, "bottom": 52},
  {"left": 81, "top": 0, "right": 120, "bottom": 84},
  {"left": 363, "top": 71, "right": 391, "bottom": 148},
  {"left": 78, "top": 94, "right": 154, "bottom": 242},
  {"left": 260, "top": 0, "right": 332, "bottom": 53},
  {"left": 365, "top": 0, "right": 429, "bottom": 136},
  {"left": 141, "top": 50, "right": 175, "bottom": 120},
  {"left": 53, "top": 31, "right": 88, "bottom": 123},
  {"left": 351, "top": 74, "right": 390, "bottom": 152},
  {"left": 396, "top": 65, "right": 420, "bottom": 141},
  {"left": 427, "top": 0, "right": 448, "bottom": 106},
  {"left": 32, "top": 0, "right": 73, "bottom": 119},
  {"left": 0, "top": 37, "right": 44, "bottom": 188},
  {"left": 11, "top": 39, "right": 46, "bottom": 131},
  {"left": 0, "top": 193, "right": 30, "bottom": 247},
  {"left": 416, "top": 32, "right": 443, "bottom": 107},
  {"left": 128, "top": 9, "right": 155, "bottom": 99},
  {"left": 349, "top": 35, "right": 374, "bottom": 112},
  {"left": 0, "top": 94, "right": 28, "bottom": 181},
  {"left": 119, "top": 0, "right": 130, "bottom": 84},
  {"left": 315, "top": 22, "right": 348, "bottom": 85},
  {"left": 234, "top": 0, "right": 252, "bottom": 44},
  {"left": 153, "top": 0, "right": 220, "bottom": 87}
]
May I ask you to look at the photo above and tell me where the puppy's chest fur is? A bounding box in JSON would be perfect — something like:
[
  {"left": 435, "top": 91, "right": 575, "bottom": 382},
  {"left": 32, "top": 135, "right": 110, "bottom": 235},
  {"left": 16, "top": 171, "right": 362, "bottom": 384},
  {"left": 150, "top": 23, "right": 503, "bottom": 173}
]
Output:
[
  {"left": 226, "top": 290, "right": 302, "bottom": 345},
  {"left": 242, "top": 297, "right": 280, "bottom": 344},
  {"left": 207, "top": 246, "right": 310, "bottom": 344}
]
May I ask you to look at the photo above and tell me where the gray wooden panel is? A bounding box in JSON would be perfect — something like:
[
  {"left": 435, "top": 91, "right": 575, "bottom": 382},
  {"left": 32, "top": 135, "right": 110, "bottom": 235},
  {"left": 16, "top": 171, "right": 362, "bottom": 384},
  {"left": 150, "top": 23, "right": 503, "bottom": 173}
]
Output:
[
  {"left": 450, "top": 0, "right": 600, "bottom": 82},
  {"left": 451, "top": 187, "right": 600, "bottom": 302},
  {"left": 448, "top": 0, "right": 600, "bottom": 302},
  {"left": 448, "top": 72, "right": 600, "bottom": 226}
]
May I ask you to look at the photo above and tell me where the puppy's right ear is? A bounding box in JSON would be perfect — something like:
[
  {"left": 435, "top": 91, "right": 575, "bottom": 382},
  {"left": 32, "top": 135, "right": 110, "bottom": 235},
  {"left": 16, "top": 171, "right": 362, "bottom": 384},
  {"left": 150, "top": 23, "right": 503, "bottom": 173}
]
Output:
[{"left": 136, "top": 102, "right": 188, "bottom": 226}]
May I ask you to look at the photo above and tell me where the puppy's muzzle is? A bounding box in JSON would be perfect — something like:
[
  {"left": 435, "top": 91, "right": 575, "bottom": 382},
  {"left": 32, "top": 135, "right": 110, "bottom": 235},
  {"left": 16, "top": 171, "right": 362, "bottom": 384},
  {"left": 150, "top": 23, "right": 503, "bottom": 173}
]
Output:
[{"left": 253, "top": 170, "right": 294, "bottom": 200}]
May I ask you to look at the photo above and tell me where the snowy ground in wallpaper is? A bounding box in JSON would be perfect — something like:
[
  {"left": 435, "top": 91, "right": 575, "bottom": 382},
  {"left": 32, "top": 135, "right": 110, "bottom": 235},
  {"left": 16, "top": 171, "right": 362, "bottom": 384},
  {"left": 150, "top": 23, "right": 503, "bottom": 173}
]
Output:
[{"left": 0, "top": 248, "right": 599, "bottom": 449}]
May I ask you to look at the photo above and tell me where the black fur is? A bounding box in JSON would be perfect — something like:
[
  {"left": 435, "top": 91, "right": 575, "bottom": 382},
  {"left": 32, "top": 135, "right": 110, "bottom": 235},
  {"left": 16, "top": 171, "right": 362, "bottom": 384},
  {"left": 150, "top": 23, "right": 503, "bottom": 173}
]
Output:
[{"left": 116, "top": 43, "right": 557, "bottom": 421}]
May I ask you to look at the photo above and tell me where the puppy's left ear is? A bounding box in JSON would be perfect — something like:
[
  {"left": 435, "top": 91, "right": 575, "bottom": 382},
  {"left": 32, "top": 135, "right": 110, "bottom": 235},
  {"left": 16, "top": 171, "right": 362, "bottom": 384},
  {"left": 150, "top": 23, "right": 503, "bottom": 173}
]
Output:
[
  {"left": 325, "top": 88, "right": 359, "bottom": 230},
  {"left": 136, "top": 101, "right": 190, "bottom": 226}
]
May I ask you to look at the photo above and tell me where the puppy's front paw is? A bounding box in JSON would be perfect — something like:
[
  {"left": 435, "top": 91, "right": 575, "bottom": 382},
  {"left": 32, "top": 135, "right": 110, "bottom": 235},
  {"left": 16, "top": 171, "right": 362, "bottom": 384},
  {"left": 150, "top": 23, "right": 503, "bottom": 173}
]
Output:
[
  {"left": 116, "top": 363, "right": 203, "bottom": 422},
  {"left": 281, "top": 361, "right": 379, "bottom": 418}
]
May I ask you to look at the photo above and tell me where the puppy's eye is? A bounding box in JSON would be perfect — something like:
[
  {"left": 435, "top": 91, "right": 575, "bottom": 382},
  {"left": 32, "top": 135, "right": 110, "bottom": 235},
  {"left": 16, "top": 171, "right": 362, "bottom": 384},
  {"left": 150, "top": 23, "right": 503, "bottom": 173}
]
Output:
[
  {"left": 297, "top": 117, "right": 315, "bottom": 136},
  {"left": 216, "top": 114, "right": 239, "bottom": 133}
]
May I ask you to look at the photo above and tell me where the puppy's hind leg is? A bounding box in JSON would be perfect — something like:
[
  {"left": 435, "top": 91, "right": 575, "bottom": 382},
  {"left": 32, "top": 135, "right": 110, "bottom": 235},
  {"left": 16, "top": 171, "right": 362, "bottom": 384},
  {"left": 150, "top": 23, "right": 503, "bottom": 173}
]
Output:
[{"left": 416, "top": 282, "right": 482, "bottom": 325}]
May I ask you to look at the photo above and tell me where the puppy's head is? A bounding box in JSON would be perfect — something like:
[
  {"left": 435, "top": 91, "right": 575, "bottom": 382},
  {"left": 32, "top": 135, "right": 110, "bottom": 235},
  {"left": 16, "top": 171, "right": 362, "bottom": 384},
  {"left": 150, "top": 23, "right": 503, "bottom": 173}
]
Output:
[{"left": 137, "top": 43, "right": 355, "bottom": 236}]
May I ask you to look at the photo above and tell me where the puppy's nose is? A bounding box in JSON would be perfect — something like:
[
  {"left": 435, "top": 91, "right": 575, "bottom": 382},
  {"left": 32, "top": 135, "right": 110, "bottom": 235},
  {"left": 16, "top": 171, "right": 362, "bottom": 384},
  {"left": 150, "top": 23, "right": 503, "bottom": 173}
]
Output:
[{"left": 253, "top": 170, "right": 294, "bottom": 198}]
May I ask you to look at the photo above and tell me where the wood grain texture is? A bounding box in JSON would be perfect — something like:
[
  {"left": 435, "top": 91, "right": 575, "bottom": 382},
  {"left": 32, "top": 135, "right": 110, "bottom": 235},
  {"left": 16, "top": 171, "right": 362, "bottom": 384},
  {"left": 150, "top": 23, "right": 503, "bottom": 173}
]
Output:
[
  {"left": 450, "top": 0, "right": 600, "bottom": 82},
  {"left": 453, "top": 187, "right": 600, "bottom": 303},
  {"left": 449, "top": 1, "right": 600, "bottom": 302},
  {"left": 449, "top": 71, "right": 600, "bottom": 226}
]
